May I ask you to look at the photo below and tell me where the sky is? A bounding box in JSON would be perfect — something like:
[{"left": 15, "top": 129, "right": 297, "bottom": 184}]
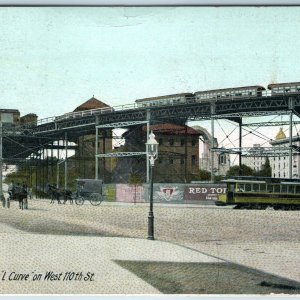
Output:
[{"left": 1, "top": 6, "right": 300, "bottom": 151}]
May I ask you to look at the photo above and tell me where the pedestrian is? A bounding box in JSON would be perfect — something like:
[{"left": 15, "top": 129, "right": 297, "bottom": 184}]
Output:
[{"left": 8, "top": 181, "right": 15, "bottom": 199}]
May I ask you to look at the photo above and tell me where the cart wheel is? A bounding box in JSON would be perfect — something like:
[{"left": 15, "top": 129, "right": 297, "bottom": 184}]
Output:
[
  {"left": 90, "top": 193, "right": 102, "bottom": 206},
  {"left": 75, "top": 196, "right": 84, "bottom": 205}
]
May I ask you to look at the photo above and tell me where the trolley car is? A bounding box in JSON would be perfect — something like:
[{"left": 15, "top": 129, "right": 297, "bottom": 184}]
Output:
[{"left": 216, "top": 177, "right": 300, "bottom": 210}]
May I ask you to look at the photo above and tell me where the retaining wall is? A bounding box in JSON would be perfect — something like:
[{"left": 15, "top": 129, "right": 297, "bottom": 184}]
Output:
[{"left": 103, "top": 183, "right": 226, "bottom": 204}]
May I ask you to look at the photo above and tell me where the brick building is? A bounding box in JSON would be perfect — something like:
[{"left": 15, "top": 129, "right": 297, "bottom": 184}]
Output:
[
  {"left": 112, "top": 123, "right": 201, "bottom": 183},
  {"left": 0, "top": 109, "right": 20, "bottom": 124},
  {"left": 74, "top": 97, "right": 113, "bottom": 180}
]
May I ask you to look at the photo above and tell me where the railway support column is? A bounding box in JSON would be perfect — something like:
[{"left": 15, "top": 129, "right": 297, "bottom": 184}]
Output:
[
  {"left": 239, "top": 118, "right": 243, "bottom": 174},
  {"left": 42, "top": 147, "right": 45, "bottom": 194},
  {"left": 0, "top": 122, "right": 4, "bottom": 206},
  {"left": 289, "top": 97, "right": 294, "bottom": 179},
  {"left": 64, "top": 131, "right": 68, "bottom": 191},
  {"left": 146, "top": 110, "right": 150, "bottom": 183},
  {"left": 95, "top": 118, "right": 99, "bottom": 179},
  {"left": 102, "top": 130, "right": 106, "bottom": 182},
  {"left": 210, "top": 102, "right": 216, "bottom": 183}
]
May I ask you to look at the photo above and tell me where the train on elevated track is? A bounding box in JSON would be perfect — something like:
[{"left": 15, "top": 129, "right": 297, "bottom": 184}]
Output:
[
  {"left": 53, "top": 81, "right": 300, "bottom": 121},
  {"left": 135, "top": 81, "right": 300, "bottom": 107}
]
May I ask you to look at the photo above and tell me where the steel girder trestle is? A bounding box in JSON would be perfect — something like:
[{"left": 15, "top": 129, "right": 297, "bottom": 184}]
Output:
[{"left": 213, "top": 146, "right": 299, "bottom": 157}]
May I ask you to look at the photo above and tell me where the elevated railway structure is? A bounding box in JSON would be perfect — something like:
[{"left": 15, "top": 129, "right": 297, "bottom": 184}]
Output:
[{"left": 1, "top": 92, "right": 300, "bottom": 193}]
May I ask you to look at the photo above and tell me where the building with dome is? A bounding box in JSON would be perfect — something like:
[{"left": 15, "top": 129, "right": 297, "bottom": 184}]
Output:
[
  {"left": 269, "top": 128, "right": 300, "bottom": 178},
  {"left": 243, "top": 127, "right": 300, "bottom": 178}
]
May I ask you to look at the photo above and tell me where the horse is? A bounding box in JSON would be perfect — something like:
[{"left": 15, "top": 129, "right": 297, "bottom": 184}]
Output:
[
  {"left": 47, "top": 184, "right": 63, "bottom": 204},
  {"left": 8, "top": 186, "right": 28, "bottom": 210},
  {"left": 47, "top": 185, "right": 73, "bottom": 204},
  {"left": 63, "top": 189, "right": 74, "bottom": 204}
]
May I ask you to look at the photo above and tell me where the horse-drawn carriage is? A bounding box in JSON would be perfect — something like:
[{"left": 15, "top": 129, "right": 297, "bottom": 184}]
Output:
[
  {"left": 6, "top": 184, "right": 28, "bottom": 210},
  {"left": 75, "top": 179, "right": 104, "bottom": 205},
  {"left": 47, "top": 179, "right": 104, "bottom": 206}
]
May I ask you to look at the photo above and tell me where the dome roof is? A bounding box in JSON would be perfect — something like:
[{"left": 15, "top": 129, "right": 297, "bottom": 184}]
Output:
[
  {"left": 275, "top": 127, "right": 286, "bottom": 140},
  {"left": 73, "top": 97, "right": 110, "bottom": 112}
]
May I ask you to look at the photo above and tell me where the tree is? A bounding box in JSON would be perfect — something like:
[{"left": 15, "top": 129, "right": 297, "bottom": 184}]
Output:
[
  {"left": 129, "top": 173, "right": 143, "bottom": 204},
  {"left": 256, "top": 157, "right": 272, "bottom": 177},
  {"left": 198, "top": 169, "right": 211, "bottom": 181},
  {"left": 226, "top": 164, "right": 255, "bottom": 177}
]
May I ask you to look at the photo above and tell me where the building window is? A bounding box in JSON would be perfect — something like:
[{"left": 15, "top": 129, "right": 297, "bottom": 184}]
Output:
[
  {"left": 180, "top": 155, "right": 185, "bottom": 165},
  {"left": 191, "top": 139, "right": 197, "bottom": 146},
  {"left": 219, "top": 154, "right": 226, "bottom": 165},
  {"left": 169, "top": 158, "right": 174, "bottom": 164},
  {"left": 169, "top": 139, "right": 174, "bottom": 146},
  {"left": 180, "top": 139, "right": 185, "bottom": 146},
  {"left": 159, "top": 138, "right": 163, "bottom": 145},
  {"left": 158, "top": 158, "right": 162, "bottom": 164},
  {"left": 192, "top": 155, "right": 196, "bottom": 165}
]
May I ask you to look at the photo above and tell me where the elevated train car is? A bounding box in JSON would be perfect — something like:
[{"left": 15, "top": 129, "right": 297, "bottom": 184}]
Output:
[
  {"left": 194, "top": 85, "right": 266, "bottom": 102},
  {"left": 135, "top": 93, "right": 194, "bottom": 108},
  {"left": 268, "top": 82, "right": 300, "bottom": 96},
  {"left": 216, "top": 177, "right": 300, "bottom": 210},
  {"left": 135, "top": 86, "right": 266, "bottom": 108}
]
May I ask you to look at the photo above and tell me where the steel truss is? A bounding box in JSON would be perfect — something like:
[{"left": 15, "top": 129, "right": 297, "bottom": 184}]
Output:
[
  {"left": 242, "top": 121, "right": 300, "bottom": 127},
  {"left": 95, "top": 114, "right": 151, "bottom": 182},
  {"left": 29, "top": 95, "right": 299, "bottom": 136},
  {"left": 96, "top": 120, "right": 148, "bottom": 129},
  {"left": 2, "top": 93, "right": 300, "bottom": 182},
  {"left": 213, "top": 147, "right": 299, "bottom": 157},
  {"left": 96, "top": 152, "right": 146, "bottom": 158}
]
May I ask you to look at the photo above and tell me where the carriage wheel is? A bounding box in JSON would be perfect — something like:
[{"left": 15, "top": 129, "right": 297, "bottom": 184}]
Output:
[
  {"left": 90, "top": 193, "right": 102, "bottom": 206},
  {"left": 75, "top": 196, "right": 84, "bottom": 205}
]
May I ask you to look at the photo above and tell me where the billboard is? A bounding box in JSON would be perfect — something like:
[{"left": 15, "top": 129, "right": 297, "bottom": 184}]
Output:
[
  {"left": 144, "top": 184, "right": 185, "bottom": 204},
  {"left": 185, "top": 184, "right": 227, "bottom": 203}
]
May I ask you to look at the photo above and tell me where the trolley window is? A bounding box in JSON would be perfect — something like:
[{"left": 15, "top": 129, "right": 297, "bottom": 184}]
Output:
[
  {"left": 245, "top": 184, "right": 251, "bottom": 192},
  {"left": 260, "top": 184, "right": 266, "bottom": 192},
  {"left": 253, "top": 183, "right": 259, "bottom": 191},
  {"left": 289, "top": 185, "right": 296, "bottom": 194},
  {"left": 274, "top": 185, "right": 280, "bottom": 193},
  {"left": 236, "top": 183, "right": 245, "bottom": 192},
  {"left": 296, "top": 185, "right": 300, "bottom": 194},
  {"left": 281, "top": 185, "right": 287, "bottom": 193},
  {"left": 266, "top": 184, "right": 273, "bottom": 193}
]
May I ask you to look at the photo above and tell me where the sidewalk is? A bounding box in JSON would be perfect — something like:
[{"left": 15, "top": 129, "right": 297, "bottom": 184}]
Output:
[
  {"left": 0, "top": 232, "right": 221, "bottom": 294},
  {"left": 1, "top": 200, "right": 300, "bottom": 294}
]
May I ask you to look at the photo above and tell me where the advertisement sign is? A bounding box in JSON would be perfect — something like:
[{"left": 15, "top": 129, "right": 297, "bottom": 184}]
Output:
[
  {"left": 144, "top": 184, "right": 185, "bottom": 204},
  {"left": 116, "top": 184, "right": 145, "bottom": 203},
  {"left": 185, "top": 184, "right": 227, "bottom": 203}
]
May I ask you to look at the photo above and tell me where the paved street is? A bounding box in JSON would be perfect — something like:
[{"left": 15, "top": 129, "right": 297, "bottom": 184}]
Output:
[{"left": 0, "top": 199, "right": 300, "bottom": 294}]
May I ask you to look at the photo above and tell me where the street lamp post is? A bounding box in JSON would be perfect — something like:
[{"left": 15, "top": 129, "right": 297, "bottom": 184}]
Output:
[{"left": 146, "top": 131, "right": 159, "bottom": 240}]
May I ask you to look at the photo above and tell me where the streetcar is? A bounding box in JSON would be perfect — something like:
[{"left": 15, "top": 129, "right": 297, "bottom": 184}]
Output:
[{"left": 215, "top": 177, "right": 300, "bottom": 210}]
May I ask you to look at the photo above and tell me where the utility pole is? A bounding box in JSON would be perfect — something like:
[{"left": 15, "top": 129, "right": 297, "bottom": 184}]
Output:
[
  {"left": 64, "top": 131, "right": 68, "bottom": 190},
  {"left": 0, "top": 121, "right": 4, "bottom": 204},
  {"left": 210, "top": 102, "right": 215, "bottom": 183},
  {"left": 289, "top": 97, "right": 294, "bottom": 179}
]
